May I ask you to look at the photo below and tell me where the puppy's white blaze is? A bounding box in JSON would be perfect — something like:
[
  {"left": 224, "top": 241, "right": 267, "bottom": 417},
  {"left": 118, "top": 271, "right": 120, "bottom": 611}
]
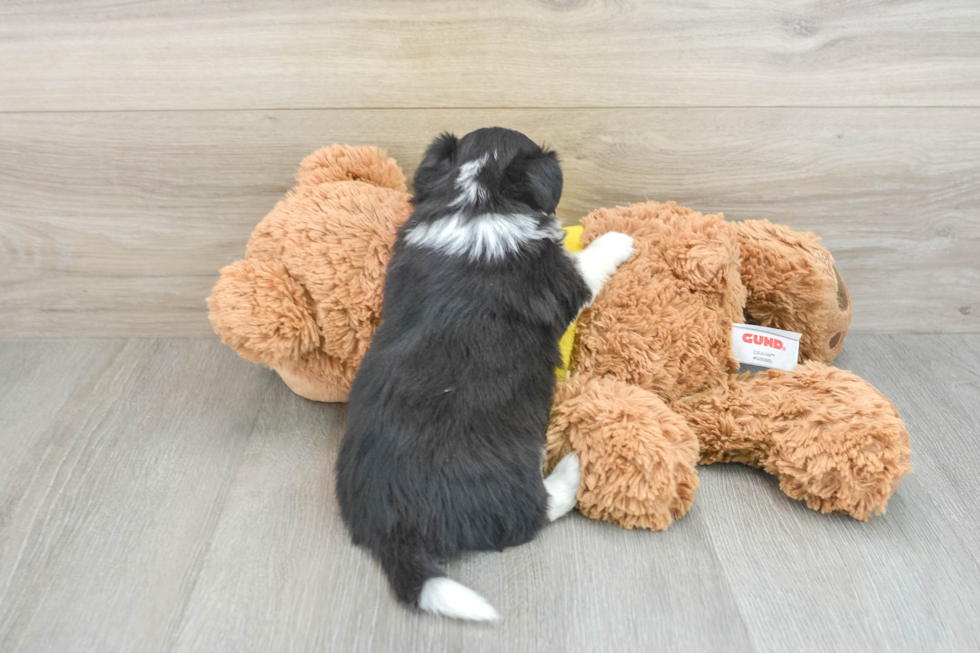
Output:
[
  {"left": 544, "top": 452, "right": 581, "bottom": 521},
  {"left": 573, "top": 231, "right": 635, "bottom": 302},
  {"left": 405, "top": 213, "right": 561, "bottom": 262},
  {"left": 451, "top": 154, "right": 489, "bottom": 207},
  {"left": 418, "top": 577, "right": 499, "bottom": 622}
]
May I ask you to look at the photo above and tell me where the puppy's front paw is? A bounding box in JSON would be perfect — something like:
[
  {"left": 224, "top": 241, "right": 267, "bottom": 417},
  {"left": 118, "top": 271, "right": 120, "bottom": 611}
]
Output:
[
  {"left": 576, "top": 231, "right": 635, "bottom": 301},
  {"left": 590, "top": 231, "right": 635, "bottom": 268}
]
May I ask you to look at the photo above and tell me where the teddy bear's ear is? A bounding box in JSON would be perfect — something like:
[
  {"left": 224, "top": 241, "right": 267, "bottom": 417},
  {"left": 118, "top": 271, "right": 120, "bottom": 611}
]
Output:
[
  {"left": 296, "top": 145, "right": 407, "bottom": 192},
  {"left": 411, "top": 132, "right": 459, "bottom": 204},
  {"left": 504, "top": 148, "right": 563, "bottom": 215}
]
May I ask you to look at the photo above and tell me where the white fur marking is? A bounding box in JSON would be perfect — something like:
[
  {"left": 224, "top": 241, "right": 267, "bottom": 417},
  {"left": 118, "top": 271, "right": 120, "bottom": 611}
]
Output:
[
  {"left": 545, "top": 452, "right": 581, "bottom": 521},
  {"left": 405, "top": 213, "right": 562, "bottom": 262},
  {"left": 451, "top": 154, "right": 489, "bottom": 207},
  {"left": 419, "top": 577, "right": 499, "bottom": 622},
  {"left": 573, "top": 231, "right": 635, "bottom": 303}
]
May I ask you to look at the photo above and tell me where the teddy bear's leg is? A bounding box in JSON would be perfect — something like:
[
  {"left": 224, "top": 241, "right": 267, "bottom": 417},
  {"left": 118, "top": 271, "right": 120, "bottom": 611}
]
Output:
[
  {"left": 674, "top": 362, "right": 912, "bottom": 520},
  {"left": 733, "top": 220, "right": 852, "bottom": 364},
  {"left": 546, "top": 375, "right": 700, "bottom": 531}
]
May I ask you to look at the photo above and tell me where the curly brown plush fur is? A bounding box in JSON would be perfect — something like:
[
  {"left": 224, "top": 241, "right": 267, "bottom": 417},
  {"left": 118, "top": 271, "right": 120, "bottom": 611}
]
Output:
[
  {"left": 735, "top": 220, "right": 853, "bottom": 364},
  {"left": 546, "top": 375, "right": 699, "bottom": 530},
  {"left": 569, "top": 202, "right": 746, "bottom": 402},
  {"left": 210, "top": 146, "right": 911, "bottom": 530},
  {"left": 544, "top": 201, "right": 911, "bottom": 529},
  {"left": 674, "top": 363, "right": 911, "bottom": 520},
  {"left": 208, "top": 145, "right": 412, "bottom": 401}
]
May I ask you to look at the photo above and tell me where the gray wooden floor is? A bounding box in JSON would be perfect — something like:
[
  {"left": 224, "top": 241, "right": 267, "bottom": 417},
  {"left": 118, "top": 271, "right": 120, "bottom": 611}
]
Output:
[{"left": 0, "top": 335, "right": 977, "bottom": 653}]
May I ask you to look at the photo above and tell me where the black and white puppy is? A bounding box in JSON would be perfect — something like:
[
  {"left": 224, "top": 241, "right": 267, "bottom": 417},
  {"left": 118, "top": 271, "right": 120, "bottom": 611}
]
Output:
[{"left": 335, "top": 128, "right": 634, "bottom": 621}]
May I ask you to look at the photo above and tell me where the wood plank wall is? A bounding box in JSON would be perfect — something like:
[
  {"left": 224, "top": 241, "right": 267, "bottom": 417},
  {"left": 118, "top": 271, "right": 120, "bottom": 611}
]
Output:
[{"left": 1, "top": 1, "right": 978, "bottom": 337}]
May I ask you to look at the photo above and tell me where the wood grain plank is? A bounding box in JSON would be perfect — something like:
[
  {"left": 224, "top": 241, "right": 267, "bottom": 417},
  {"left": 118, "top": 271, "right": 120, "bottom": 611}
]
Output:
[
  {"left": 695, "top": 334, "right": 980, "bottom": 653},
  {"left": 1, "top": 0, "right": 979, "bottom": 111},
  {"left": 1, "top": 108, "right": 977, "bottom": 337},
  {"left": 697, "top": 466, "right": 980, "bottom": 653},
  {"left": 0, "top": 340, "right": 125, "bottom": 533},
  {"left": 1, "top": 337, "right": 978, "bottom": 651},
  {"left": 834, "top": 335, "right": 980, "bottom": 568},
  {"left": 170, "top": 366, "right": 754, "bottom": 653},
  {"left": 0, "top": 340, "right": 275, "bottom": 653}
]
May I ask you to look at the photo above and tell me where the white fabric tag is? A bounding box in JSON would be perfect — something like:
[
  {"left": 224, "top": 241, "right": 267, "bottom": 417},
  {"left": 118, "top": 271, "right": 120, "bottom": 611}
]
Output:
[{"left": 731, "top": 323, "right": 802, "bottom": 371}]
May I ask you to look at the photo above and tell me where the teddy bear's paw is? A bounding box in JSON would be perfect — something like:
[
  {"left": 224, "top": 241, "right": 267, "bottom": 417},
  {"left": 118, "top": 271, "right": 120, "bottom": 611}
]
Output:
[
  {"left": 544, "top": 452, "right": 581, "bottom": 521},
  {"left": 576, "top": 231, "right": 635, "bottom": 299},
  {"left": 754, "top": 364, "right": 913, "bottom": 520},
  {"left": 547, "top": 376, "right": 699, "bottom": 531},
  {"left": 772, "top": 419, "right": 912, "bottom": 521}
]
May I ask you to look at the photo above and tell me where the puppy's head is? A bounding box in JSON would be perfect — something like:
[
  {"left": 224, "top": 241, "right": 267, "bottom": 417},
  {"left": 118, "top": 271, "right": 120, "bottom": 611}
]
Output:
[{"left": 412, "top": 128, "right": 563, "bottom": 214}]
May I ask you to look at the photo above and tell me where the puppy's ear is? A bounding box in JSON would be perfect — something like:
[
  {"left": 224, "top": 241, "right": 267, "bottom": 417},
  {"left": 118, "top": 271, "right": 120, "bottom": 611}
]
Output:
[
  {"left": 506, "top": 149, "right": 563, "bottom": 214},
  {"left": 412, "top": 132, "right": 458, "bottom": 203}
]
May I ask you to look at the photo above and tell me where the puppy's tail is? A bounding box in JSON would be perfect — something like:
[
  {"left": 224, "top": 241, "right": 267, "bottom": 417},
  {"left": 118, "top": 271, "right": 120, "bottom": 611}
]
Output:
[{"left": 376, "top": 530, "right": 499, "bottom": 622}]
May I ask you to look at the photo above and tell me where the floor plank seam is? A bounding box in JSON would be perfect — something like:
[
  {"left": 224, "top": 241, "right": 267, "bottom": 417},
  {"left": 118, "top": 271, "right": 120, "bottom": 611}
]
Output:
[{"left": 156, "top": 401, "right": 268, "bottom": 653}]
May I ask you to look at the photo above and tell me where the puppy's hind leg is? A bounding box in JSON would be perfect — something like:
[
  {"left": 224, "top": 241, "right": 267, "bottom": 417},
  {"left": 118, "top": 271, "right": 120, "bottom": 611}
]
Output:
[{"left": 544, "top": 452, "right": 581, "bottom": 521}]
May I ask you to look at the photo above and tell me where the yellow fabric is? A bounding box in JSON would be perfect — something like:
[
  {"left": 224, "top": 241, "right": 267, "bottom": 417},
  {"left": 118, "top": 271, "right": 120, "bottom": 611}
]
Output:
[{"left": 556, "top": 225, "right": 585, "bottom": 379}]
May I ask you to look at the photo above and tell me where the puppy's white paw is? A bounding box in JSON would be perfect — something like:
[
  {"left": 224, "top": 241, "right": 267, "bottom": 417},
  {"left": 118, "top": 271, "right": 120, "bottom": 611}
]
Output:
[
  {"left": 575, "top": 231, "right": 635, "bottom": 300},
  {"left": 590, "top": 231, "right": 635, "bottom": 268},
  {"left": 544, "top": 452, "right": 581, "bottom": 521}
]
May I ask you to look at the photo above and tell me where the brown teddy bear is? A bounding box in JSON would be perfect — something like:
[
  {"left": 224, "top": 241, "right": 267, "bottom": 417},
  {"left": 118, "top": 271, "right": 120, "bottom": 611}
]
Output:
[{"left": 208, "top": 145, "right": 911, "bottom": 530}]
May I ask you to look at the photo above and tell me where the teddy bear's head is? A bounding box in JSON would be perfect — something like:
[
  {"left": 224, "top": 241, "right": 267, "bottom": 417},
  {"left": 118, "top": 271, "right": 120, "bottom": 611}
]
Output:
[
  {"left": 207, "top": 145, "right": 413, "bottom": 401},
  {"left": 734, "top": 220, "right": 852, "bottom": 364}
]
